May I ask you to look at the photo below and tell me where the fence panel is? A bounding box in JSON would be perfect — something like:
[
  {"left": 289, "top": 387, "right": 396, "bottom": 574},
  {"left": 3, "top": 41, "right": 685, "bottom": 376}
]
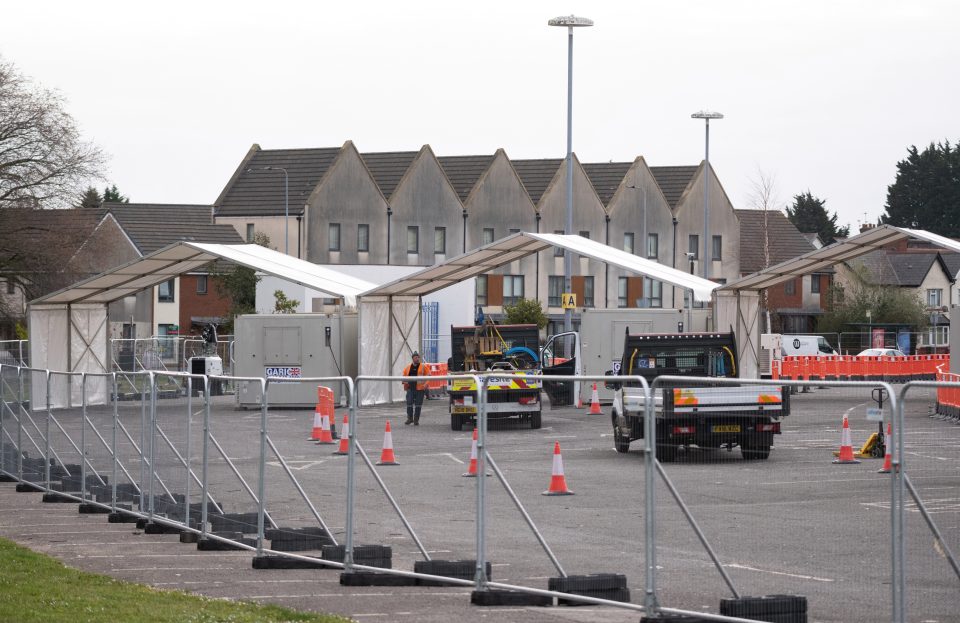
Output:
[{"left": 897, "top": 381, "right": 960, "bottom": 623}]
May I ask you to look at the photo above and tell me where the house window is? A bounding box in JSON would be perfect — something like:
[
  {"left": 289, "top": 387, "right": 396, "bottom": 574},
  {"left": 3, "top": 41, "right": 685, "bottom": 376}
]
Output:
[
  {"left": 785, "top": 279, "right": 796, "bottom": 296},
  {"left": 503, "top": 275, "right": 524, "bottom": 306},
  {"left": 483, "top": 228, "right": 495, "bottom": 245},
  {"left": 548, "top": 276, "right": 564, "bottom": 307},
  {"left": 583, "top": 276, "right": 594, "bottom": 307},
  {"left": 712, "top": 235, "right": 722, "bottom": 260},
  {"left": 927, "top": 288, "right": 943, "bottom": 308},
  {"left": 434, "top": 227, "right": 446, "bottom": 254},
  {"left": 644, "top": 278, "right": 662, "bottom": 308},
  {"left": 618, "top": 277, "right": 628, "bottom": 308},
  {"left": 328, "top": 223, "right": 341, "bottom": 251},
  {"left": 246, "top": 223, "right": 255, "bottom": 242},
  {"left": 407, "top": 226, "right": 419, "bottom": 253},
  {"left": 357, "top": 224, "right": 370, "bottom": 252},
  {"left": 646, "top": 233, "right": 659, "bottom": 259},
  {"left": 688, "top": 234, "right": 699, "bottom": 260},
  {"left": 554, "top": 230, "right": 564, "bottom": 256},
  {"left": 509, "top": 228, "right": 520, "bottom": 235},
  {"left": 476, "top": 275, "right": 488, "bottom": 306},
  {"left": 196, "top": 275, "right": 208, "bottom": 295},
  {"left": 579, "top": 230, "right": 590, "bottom": 239},
  {"left": 158, "top": 279, "right": 175, "bottom": 303},
  {"left": 811, "top": 274, "right": 820, "bottom": 294},
  {"left": 623, "top": 232, "right": 635, "bottom": 254}
]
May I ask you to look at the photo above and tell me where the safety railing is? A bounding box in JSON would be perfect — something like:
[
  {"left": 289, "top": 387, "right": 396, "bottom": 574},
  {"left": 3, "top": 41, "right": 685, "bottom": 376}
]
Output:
[
  {"left": 773, "top": 354, "right": 948, "bottom": 383},
  {"left": 1, "top": 361, "right": 957, "bottom": 622}
]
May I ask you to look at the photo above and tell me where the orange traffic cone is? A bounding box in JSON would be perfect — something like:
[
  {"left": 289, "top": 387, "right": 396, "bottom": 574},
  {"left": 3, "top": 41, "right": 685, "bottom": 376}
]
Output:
[
  {"left": 576, "top": 391, "right": 583, "bottom": 409},
  {"left": 878, "top": 423, "right": 895, "bottom": 474},
  {"left": 589, "top": 383, "right": 602, "bottom": 415},
  {"left": 315, "top": 411, "right": 335, "bottom": 445},
  {"left": 376, "top": 421, "right": 399, "bottom": 465},
  {"left": 333, "top": 414, "right": 351, "bottom": 455},
  {"left": 462, "top": 428, "right": 489, "bottom": 477},
  {"left": 542, "top": 441, "right": 573, "bottom": 496},
  {"left": 833, "top": 413, "right": 861, "bottom": 464},
  {"left": 309, "top": 405, "right": 324, "bottom": 441}
]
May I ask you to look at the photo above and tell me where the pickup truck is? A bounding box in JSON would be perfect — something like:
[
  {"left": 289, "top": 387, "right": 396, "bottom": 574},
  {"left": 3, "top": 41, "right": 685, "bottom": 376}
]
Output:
[{"left": 607, "top": 331, "right": 789, "bottom": 461}]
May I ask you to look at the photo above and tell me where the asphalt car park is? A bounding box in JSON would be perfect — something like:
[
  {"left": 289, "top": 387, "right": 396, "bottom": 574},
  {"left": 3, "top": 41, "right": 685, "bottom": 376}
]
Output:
[{"left": 1, "top": 384, "right": 958, "bottom": 622}]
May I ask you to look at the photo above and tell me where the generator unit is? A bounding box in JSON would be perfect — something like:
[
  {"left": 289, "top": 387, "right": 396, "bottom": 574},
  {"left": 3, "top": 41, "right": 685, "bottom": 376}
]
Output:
[{"left": 233, "top": 313, "right": 358, "bottom": 408}]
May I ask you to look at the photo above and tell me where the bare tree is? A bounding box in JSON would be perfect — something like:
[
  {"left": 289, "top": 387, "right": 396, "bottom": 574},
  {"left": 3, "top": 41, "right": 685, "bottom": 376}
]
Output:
[
  {"left": 0, "top": 58, "right": 105, "bottom": 209},
  {"left": 747, "top": 169, "right": 780, "bottom": 332}
]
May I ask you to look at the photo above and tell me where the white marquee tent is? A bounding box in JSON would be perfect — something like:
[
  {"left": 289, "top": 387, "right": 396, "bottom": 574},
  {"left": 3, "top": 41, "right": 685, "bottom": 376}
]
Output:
[
  {"left": 716, "top": 225, "right": 960, "bottom": 378},
  {"left": 28, "top": 242, "right": 374, "bottom": 405}
]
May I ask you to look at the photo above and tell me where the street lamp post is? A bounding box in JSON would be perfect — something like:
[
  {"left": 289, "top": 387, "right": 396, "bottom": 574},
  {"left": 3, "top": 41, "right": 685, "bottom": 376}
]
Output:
[
  {"left": 249, "top": 166, "right": 290, "bottom": 255},
  {"left": 549, "top": 14, "right": 593, "bottom": 335},
  {"left": 690, "top": 110, "right": 723, "bottom": 280}
]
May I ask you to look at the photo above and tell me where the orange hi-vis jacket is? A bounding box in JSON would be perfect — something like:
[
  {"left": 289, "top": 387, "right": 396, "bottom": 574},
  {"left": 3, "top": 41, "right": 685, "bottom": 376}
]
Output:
[{"left": 402, "top": 362, "right": 429, "bottom": 391}]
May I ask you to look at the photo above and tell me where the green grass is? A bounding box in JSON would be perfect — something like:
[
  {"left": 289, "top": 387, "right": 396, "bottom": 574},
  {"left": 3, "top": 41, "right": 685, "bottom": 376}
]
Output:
[{"left": 0, "top": 538, "right": 352, "bottom": 623}]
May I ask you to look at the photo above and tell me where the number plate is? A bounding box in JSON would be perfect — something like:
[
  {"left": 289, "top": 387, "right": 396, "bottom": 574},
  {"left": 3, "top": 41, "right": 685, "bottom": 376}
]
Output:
[
  {"left": 712, "top": 424, "right": 741, "bottom": 433},
  {"left": 452, "top": 406, "right": 477, "bottom": 414}
]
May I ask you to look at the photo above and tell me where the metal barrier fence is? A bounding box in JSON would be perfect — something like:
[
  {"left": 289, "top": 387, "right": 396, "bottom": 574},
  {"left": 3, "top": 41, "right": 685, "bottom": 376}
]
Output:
[{"left": 1, "top": 362, "right": 958, "bottom": 622}]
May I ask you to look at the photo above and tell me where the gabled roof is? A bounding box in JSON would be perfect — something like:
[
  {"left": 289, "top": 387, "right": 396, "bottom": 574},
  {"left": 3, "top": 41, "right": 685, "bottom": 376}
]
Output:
[
  {"left": 721, "top": 226, "right": 960, "bottom": 292},
  {"left": 582, "top": 162, "right": 632, "bottom": 207},
  {"left": 362, "top": 232, "right": 717, "bottom": 302},
  {"left": 360, "top": 151, "right": 419, "bottom": 200},
  {"left": 510, "top": 159, "right": 563, "bottom": 206},
  {"left": 650, "top": 165, "right": 698, "bottom": 208},
  {"left": 103, "top": 203, "right": 243, "bottom": 255},
  {"left": 437, "top": 155, "right": 495, "bottom": 203},
  {"left": 32, "top": 242, "right": 375, "bottom": 307},
  {"left": 859, "top": 251, "right": 954, "bottom": 287},
  {"left": 940, "top": 252, "right": 960, "bottom": 277},
  {"left": 216, "top": 147, "right": 341, "bottom": 217},
  {"left": 734, "top": 209, "right": 816, "bottom": 274}
]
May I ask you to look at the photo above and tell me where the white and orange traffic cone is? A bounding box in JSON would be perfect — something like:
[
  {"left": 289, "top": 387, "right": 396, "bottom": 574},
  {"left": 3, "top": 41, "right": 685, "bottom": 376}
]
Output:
[
  {"left": 462, "top": 428, "right": 489, "bottom": 477},
  {"left": 309, "top": 405, "right": 324, "bottom": 441},
  {"left": 376, "top": 421, "right": 399, "bottom": 465},
  {"left": 589, "top": 382, "right": 602, "bottom": 415},
  {"left": 878, "top": 423, "right": 895, "bottom": 474},
  {"left": 315, "top": 411, "right": 335, "bottom": 445},
  {"left": 833, "top": 413, "right": 861, "bottom": 464},
  {"left": 332, "top": 414, "right": 351, "bottom": 455},
  {"left": 542, "top": 441, "right": 573, "bottom": 496}
]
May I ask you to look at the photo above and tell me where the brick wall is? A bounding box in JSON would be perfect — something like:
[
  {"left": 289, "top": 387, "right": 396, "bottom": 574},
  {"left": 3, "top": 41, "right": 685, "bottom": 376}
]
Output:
[{"left": 178, "top": 274, "right": 232, "bottom": 336}]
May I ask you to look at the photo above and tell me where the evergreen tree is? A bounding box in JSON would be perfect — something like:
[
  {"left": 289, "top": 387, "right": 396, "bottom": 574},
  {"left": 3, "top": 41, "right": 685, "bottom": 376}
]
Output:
[
  {"left": 785, "top": 191, "right": 849, "bottom": 244},
  {"left": 214, "top": 232, "right": 270, "bottom": 332},
  {"left": 503, "top": 298, "right": 548, "bottom": 329},
  {"left": 78, "top": 186, "right": 102, "bottom": 209},
  {"left": 102, "top": 184, "right": 128, "bottom": 203},
  {"left": 882, "top": 140, "right": 960, "bottom": 236}
]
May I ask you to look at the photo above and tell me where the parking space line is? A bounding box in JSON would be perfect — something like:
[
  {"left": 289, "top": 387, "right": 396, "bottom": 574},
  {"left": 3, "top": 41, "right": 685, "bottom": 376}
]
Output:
[{"left": 726, "top": 563, "right": 834, "bottom": 582}]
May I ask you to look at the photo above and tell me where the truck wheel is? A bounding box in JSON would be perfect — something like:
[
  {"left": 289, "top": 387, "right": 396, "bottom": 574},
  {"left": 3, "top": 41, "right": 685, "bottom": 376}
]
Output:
[
  {"left": 450, "top": 413, "right": 463, "bottom": 431},
  {"left": 741, "top": 443, "right": 771, "bottom": 460},
  {"left": 613, "top": 425, "right": 631, "bottom": 453},
  {"left": 656, "top": 443, "right": 678, "bottom": 462},
  {"left": 530, "top": 410, "right": 542, "bottom": 429}
]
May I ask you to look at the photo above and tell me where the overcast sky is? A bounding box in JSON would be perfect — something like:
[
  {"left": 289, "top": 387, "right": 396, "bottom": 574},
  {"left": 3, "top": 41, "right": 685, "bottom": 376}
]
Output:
[{"left": 4, "top": 1, "right": 956, "bottom": 233}]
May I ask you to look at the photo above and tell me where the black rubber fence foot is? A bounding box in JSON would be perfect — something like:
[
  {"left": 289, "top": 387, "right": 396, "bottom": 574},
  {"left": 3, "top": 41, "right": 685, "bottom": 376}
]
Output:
[
  {"left": 548, "top": 573, "right": 630, "bottom": 606},
  {"left": 16, "top": 482, "right": 45, "bottom": 493},
  {"left": 719, "top": 594, "right": 807, "bottom": 623},
  {"left": 78, "top": 503, "right": 110, "bottom": 514},
  {"left": 42, "top": 492, "right": 77, "bottom": 503},
  {"left": 340, "top": 572, "right": 418, "bottom": 586},
  {"left": 471, "top": 590, "right": 553, "bottom": 607},
  {"left": 108, "top": 511, "right": 140, "bottom": 524},
  {"left": 253, "top": 555, "right": 338, "bottom": 570},
  {"left": 414, "top": 560, "right": 489, "bottom": 586}
]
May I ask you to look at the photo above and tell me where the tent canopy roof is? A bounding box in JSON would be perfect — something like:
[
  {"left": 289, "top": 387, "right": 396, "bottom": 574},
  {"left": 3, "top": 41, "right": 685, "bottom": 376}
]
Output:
[
  {"left": 31, "top": 242, "right": 376, "bottom": 306},
  {"left": 719, "top": 226, "right": 960, "bottom": 292},
  {"left": 361, "top": 232, "right": 718, "bottom": 302}
]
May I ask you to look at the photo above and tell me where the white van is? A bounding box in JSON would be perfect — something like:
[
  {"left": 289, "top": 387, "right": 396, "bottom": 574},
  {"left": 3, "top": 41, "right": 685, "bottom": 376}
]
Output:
[
  {"left": 781, "top": 334, "right": 838, "bottom": 357},
  {"left": 760, "top": 333, "right": 838, "bottom": 377}
]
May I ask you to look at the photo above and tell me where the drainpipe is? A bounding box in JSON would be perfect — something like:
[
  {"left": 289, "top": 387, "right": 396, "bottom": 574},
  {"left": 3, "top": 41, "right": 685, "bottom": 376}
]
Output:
[
  {"left": 386, "top": 209, "right": 392, "bottom": 265},
  {"left": 604, "top": 214, "right": 610, "bottom": 308},
  {"left": 671, "top": 216, "right": 678, "bottom": 308},
  {"left": 463, "top": 211, "right": 468, "bottom": 254},
  {"left": 296, "top": 215, "right": 302, "bottom": 259},
  {"left": 535, "top": 213, "right": 541, "bottom": 301}
]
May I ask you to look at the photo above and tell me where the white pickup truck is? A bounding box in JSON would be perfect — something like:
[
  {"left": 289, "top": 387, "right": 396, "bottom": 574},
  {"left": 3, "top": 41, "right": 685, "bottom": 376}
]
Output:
[{"left": 608, "top": 331, "right": 790, "bottom": 461}]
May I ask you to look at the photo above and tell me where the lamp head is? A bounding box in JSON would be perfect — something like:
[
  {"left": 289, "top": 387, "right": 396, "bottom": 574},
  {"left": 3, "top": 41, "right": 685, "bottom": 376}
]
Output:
[
  {"left": 691, "top": 110, "right": 724, "bottom": 120},
  {"left": 548, "top": 15, "right": 593, "bottom": 27}
]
